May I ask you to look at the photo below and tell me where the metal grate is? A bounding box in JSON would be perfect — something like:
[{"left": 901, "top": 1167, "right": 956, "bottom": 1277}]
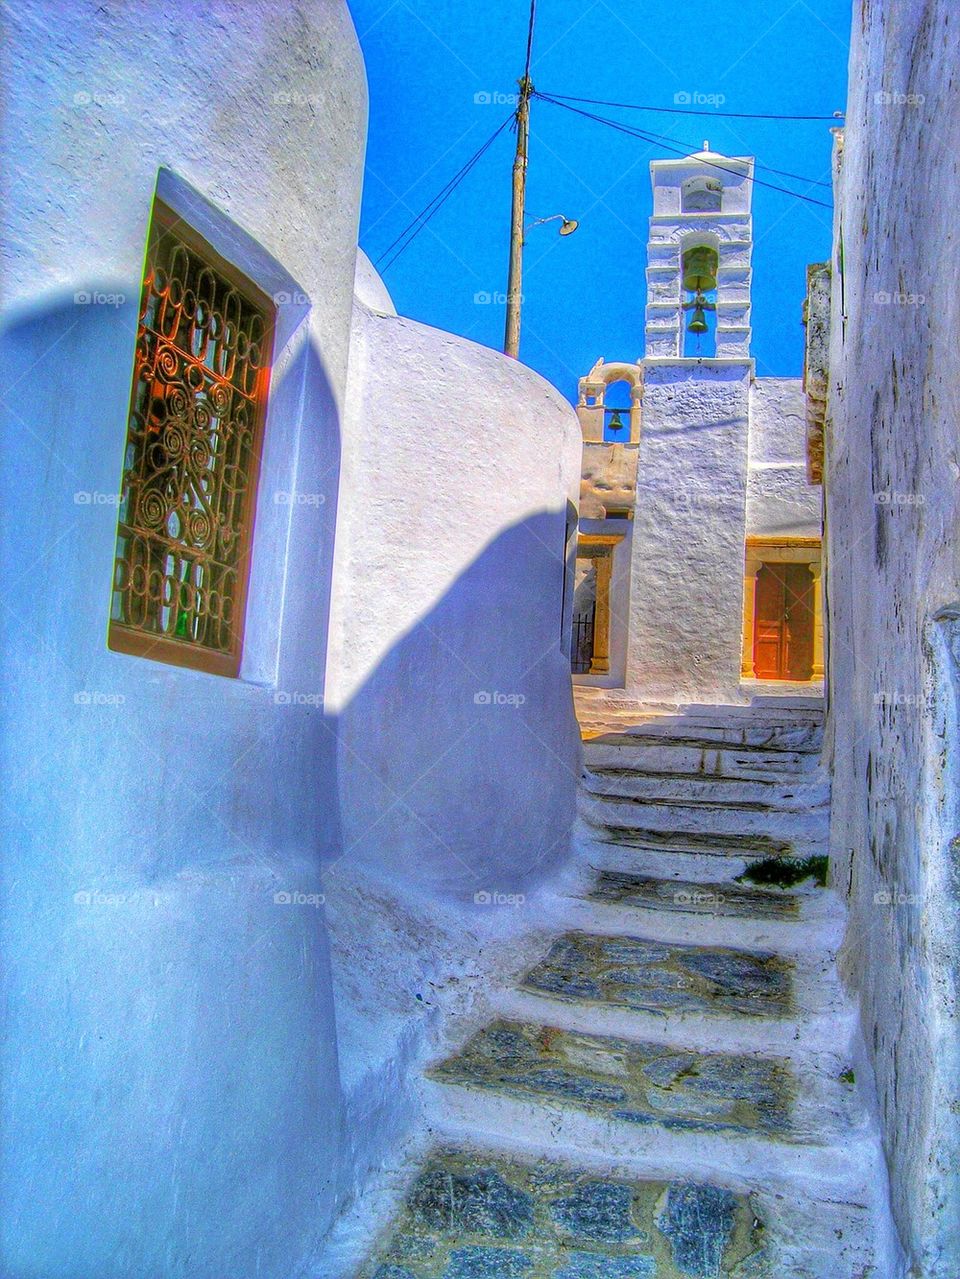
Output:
[
  {"left": 571, "top": 606, "right": 596, "bottom": 674},
  {"left": 109, "top": 202, "right": 274, "bottom": 676}
]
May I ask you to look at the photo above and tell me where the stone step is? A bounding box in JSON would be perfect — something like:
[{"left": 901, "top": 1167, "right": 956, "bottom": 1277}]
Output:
[
  {"left": 582, "top": 739, "right": 822, "bottom": 780},
  {"left": 353, "top": 1143, "right": 893, "bottom": 1279},
  {"left": 518, "top": 932, "right": 795, "bottom": 1022},
  {"left": 583, "top": 824, "right": 799, "bottom": 861},
  {"left": 579, "top": 792, "right": 829, "bottom": 852},
  {"left": 581, "top": 768, "right": 830, "bottom": 810},
  {"left": 556, "top": 867, "right": 839, "bottom": 956},
  {"left": 427, "top": 1019, "right": 859, "bottom": 1147},
  {"left": 587, "top": 868, "right": 802, "bottom": 921},
  {"left": 589, "top": 719, "right": 823, "bottom": 754}
]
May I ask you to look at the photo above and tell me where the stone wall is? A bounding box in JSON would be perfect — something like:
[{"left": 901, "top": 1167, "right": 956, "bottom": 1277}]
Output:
[{"left": 824, "top": 3, "right": 960, "bottom": 1273}]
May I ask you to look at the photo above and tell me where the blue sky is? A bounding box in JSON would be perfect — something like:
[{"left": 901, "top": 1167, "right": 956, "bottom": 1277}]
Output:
[{"left": 347, "top": 0, "right": 850, "bottom": 401}]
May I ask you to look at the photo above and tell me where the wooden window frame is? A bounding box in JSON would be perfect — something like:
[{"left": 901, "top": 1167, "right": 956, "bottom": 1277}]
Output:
[{"left": 108, "top": 200, "right": 276, "bottom": 678}]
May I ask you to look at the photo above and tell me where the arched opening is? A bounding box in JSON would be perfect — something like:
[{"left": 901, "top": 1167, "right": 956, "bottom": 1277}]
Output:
[
  {"left": 682, "top": 174, "right": 723, "bottom": 213},
  {"left": 602, "top": 379, "right": 632, "bottom": 441},
  {"left": 681, "top": 241, "right": 719, "bottom": 358}
]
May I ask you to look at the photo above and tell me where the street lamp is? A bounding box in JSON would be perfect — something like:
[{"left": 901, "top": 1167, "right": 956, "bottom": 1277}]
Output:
[
  {"left": 503, "top": 205, "right": 580, "bottom": 359},
  {"left": 526, "top": 214, "right": 580, "bottom": 236}
]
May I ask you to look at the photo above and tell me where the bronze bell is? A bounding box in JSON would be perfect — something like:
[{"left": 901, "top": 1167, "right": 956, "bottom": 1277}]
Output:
[
  {"left": 687, "top": 305, "right": 709, "bottom": 335},
  {"left": 608, "top": 409, "right": 626, "bottom": 432}
]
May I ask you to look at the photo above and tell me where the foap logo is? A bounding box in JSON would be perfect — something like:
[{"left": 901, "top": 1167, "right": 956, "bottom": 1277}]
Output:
[
  {"left": 874, "top": 887, "right": 922, "bottom": 907},
  {"left": 74, "top": 690, "right": 125, "bottom": 707},
  {"left": 873, "top": 690, "right": 923, "bottom": 708},
  {"left": 73, "top": 889, "right": 165, "bottom": 907},
  {"left": 74, "top": 490, "right": 121, "bottom": 506},
  {"left": 273, "top": 90, "right": 322, "bottom": 107},
  {"left": 273, "top": 890, "right": 325, "bottom": 907},
  {"left": 674, "top": 889, "right": 726, "bottom": 907},
  {"left": 473, "top": 90, "right": 519, "bottom": 106},
  {"left": 473, "top": 691, "right": 526, "bottom": 708},
  {"left": 273, "top": 289, "right": 311, "bottom": 305},
  {"left": 274, "top": 490, "right": 326, "bottom": 507},
  {"left": 473, "top": 890, "right": 526, "bottom": 907},
  {"left": 672, "top": 490, "right": 727, "bottom": 511},
  {"left": 874, "top": 491, "right": 925, "bottom": 507},
  {"left": 473, "top": 290, "right": 518, "bottom": 306},
  {"left": 873, "top": 90, "right": 926, "bottom": 107},
  {"left": 674, "top": 90, "right": 726, "bottom": 107},
  {"left": 72, "top": 89, "right": 125, "bottom": 109},
  {"left": 274, "top": 691, "right": 324, "bottom": 707},
  {"left": 74, "top": 290, "right": 126, "bottom": 307},
  {"left": 873, "top": 290, "right": 925, "bottom": 307}
]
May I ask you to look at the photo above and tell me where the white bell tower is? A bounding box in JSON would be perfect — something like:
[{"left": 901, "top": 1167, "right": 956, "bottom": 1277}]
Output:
[
  {"left": 625, "top": 147, "right": 757, "bottom": 704},
  {"left": 644, "top": 146, "right": 754, "bottom": 359}
]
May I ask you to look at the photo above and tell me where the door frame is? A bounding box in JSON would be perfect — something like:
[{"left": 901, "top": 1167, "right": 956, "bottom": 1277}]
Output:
[{"left": 741, "top": 537, "right": 824, "bottom": 681}]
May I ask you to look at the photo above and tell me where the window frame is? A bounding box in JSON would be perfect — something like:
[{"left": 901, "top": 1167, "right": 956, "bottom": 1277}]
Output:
[{"left": 108, "top": 199, "right": 276, "bottom": 678}]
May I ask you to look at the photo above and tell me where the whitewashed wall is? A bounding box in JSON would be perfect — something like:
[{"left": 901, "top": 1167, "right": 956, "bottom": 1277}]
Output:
[
  {"left": 747, "top": 378, "right": 822, "bottom": 539},
  {"left": 626, "top": 362, "right": 752, "bottom": 703},
  {"left": 326, "top": 274, "right": 583, "bottom": 889},
  {"left": 321, "top": 262, "right": 583, "bottom": 1194},
  {"left": 0, "top": 3, "right": 365, "bottom": 1276},
  {"left": 825, "top": 3, "right": 960, "bottom": 1273}
]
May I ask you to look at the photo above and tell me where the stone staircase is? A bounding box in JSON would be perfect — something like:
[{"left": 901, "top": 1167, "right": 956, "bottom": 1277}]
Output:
[{"left": 328, "top": 705, "right": 902, "bottom": 1279}]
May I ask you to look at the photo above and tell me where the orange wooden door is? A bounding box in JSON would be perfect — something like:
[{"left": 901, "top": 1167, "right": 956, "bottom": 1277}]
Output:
[{"left": 754, "top": 563, "right": 813, "bottom": 680}]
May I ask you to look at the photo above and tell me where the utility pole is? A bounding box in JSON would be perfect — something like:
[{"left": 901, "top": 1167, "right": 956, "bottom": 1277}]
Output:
[{"left": 503, "top": 0, "right": 537, "bottom": 359}]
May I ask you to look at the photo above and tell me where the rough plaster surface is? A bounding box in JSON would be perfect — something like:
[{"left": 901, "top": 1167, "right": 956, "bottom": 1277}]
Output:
[
  {"left": 0, "top": 4, "right": 369, "bottom": 1276},
  {"left": 824, "top": 3, "right": 960, "bottom": 1273},
  {"left": 320, "top": 280, "right": 583, "bottom": 1201},
  {"left": 747, "top": 379, "right": 822, "bottom": 539},
  {"left": 626, "top": 362, "right": 752, "bottom": 703},
  {"left": 327, "top": 294, "right": 583, "bottom": 888},
  {"left": 580, "top": 442, "right": 639, "bottom": 519}
]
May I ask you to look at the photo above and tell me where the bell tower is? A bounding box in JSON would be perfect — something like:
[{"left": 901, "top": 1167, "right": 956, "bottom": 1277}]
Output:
[
  {"left": 625, "top": 147, "right": 756, "bottom": 704},
  {"left": 644, "top": 146, "right": 754, "bottom": 359}
]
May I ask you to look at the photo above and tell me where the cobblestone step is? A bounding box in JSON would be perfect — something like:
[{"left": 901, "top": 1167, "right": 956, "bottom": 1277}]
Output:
[
  {"left": 353, "top": 1144, "right": 888, "bottom": 1279},
  {"left": 519, "top": 932, "right": 795, "bottom": 1021}
]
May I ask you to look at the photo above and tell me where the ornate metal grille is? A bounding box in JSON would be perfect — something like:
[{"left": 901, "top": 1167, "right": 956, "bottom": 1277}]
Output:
[{"left": 109, "top": 203, "right": 274, "bottom": 676}]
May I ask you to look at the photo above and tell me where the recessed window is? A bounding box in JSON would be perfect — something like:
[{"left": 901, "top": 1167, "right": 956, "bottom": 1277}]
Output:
[{"left": 109, "top": 201, "right": 275, "bottom": 677}]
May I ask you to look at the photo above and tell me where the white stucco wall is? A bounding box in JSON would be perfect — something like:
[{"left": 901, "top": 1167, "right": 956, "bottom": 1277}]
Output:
[
  {"left": 0, "top": 3, "right": 366, "bottom": 1276},
  {"left": 747, "top": 378, "right": 822, "bottom": 538},
  {"left": 326, "top": 290, "right": 583, "bottom": 883},
  {"left": 627, "top": 361, "right": 752, "bottom": 703},
  {"left": 824, "top": 4, "right": 960, "bottom": 1274},
  {"left": 321, "top": 276, "right": 584, "bottom": 1188}
]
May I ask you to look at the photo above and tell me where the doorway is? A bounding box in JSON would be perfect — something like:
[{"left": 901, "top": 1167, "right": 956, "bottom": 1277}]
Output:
[{"left": 753, "top": 562, "right": 815, "bottom": 680}]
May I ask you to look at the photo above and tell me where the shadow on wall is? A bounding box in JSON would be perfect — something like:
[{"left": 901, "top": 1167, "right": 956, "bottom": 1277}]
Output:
[
  {"left": 0, "top": 292, "right": 345, "bottom": 1279},
  {"left": 332, "top": 508, "right": 580, "bottom": 897},
  {"left": 0, "top": 295, "right": 580, "bottom": 1278}
]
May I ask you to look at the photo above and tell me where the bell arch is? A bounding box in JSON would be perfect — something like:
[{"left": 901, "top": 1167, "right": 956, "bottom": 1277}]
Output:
[
  {"left": 576, "top": 359, "right": 642, "bottom": 443},
  {"left": 680, "top": 233, "right": 720, "bottom": 357}
]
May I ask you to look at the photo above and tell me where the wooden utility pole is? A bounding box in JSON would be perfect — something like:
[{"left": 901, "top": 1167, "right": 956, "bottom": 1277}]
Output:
[{"left": 503, "top": 0, "right": 537, "bottom": 359}]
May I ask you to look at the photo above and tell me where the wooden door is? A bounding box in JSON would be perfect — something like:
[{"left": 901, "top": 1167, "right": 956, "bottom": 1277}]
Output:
[{"left": 753, "top": 563, "right": 814, "bottom": 680}]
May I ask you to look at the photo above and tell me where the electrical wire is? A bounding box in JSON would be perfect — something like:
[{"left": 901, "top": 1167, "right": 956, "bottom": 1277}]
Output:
[
  {"left": 535, "top": 94, "right": 832, "bottom": 189},
  {"left": 523, "top": 0, "right": 536, "bottom": 82},
  {"left": 535, "top": 92, "right": 834, "bottom": 209},
  {"left": 376, "top": 112, "right": 514, "bottom": 273},
  {"left": 540, "top": 91, "right": 842, "bottom": 122}
]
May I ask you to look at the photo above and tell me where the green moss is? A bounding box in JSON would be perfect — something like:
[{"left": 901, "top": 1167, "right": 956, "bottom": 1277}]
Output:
[
  {"left": 840, "top": 1069, "right": 856, "bottom": 1086},
  {"left": 737, "top": 855, "right": 829, "bottom": 890}
]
